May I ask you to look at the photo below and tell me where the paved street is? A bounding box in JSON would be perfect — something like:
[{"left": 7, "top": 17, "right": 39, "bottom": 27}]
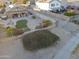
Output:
[{"left": 54, "top": 33, "right": 79, "bottom": 59}]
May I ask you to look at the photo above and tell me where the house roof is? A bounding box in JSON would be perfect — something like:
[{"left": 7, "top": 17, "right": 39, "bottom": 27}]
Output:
[
  {"left": 5, "top": 4, "right": 27, "bottom": 14},
  {"left": 36, "top": 0, "right": 61, "bottom": 3},
  {"left": 36, "top": 0, "right": 51, "bottom": 3}
]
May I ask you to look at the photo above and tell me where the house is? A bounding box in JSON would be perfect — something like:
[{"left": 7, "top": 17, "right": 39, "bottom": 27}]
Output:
[
  {"left": 5, "top": 4, "right": 28, "bottom": 18},
  {"left": 35, "top": 0, "right": 65, "bottom": 11},
  {"left": 49, "top": 0, "right": 63, "bottom": 11}
]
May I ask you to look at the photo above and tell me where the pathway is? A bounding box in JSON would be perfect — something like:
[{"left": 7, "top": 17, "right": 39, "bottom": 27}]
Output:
[{"left": 53, "top": 33, "right": 79, "bottom": 59}]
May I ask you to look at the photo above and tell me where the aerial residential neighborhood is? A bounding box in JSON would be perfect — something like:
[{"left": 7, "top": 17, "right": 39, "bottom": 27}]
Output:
[{"left": 0, "top": 0, "right": 79, "bottom": 59}]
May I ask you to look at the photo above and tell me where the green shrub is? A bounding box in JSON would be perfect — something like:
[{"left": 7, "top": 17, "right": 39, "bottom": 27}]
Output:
[
  {"left": 64, "top": 10, "right": 75, "bottom": 16},
  {"left": 22, "top": 30, "right": 59, "bottom": 51},
  {"left": 5, "top": 27, "right": 24, "bottom": 36},
  {"left": 32, "top": 16, "right": 36, "bottom": 19},
  {"left": 71, "top": 20, "right": 79, "bottom": 25},
  {"left": 36, "top": 20, "right": 52, "bottom": 29},
  {"left": 5, "top": 27, "right": 14, "bottom": 36},
  {"left": 64, "top": 12, "right": 75, "bottom": 16},
  {"left": 16, "top": 20, "right": 27, "bottom": 29},
  {"left": 42, "top": 20, "right": 52, "bottom": 26}
]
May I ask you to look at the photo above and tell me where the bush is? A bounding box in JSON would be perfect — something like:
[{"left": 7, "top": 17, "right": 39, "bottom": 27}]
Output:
[
  {"left": 5, "top": 27, "right": 24, "bottom": 36},
  {"left": 22, "top": 30, "right": 59, "bottom": 51},
  {"left": 5, "top": 27, "right": 14, "bottom": 36},
  {"left": 42, "top": 20, "right": 52, "bottom": 26},
  {"left": 16, "top": 20, "right": 27, "bottom": 29},
  {"left": 5, "top": 27, "right": 30, "bottom": 36},
  {"left": 71, "top": 20, "right": 79, "bottom": 25},
  {"left": 70, "top": 15, "right": 79, "bottom": 25},
  {"left": 36, "top": 20, "right": 52, "bottom": 29},
  {"left": 64, "top": 10, "right": 75, "bottom": 16},
  {"left": 64, "top": 12, "right": 75, "bottom": 16},
  {"left": 12, "top": 28, "right": 24, "bottom": 36},
  {"left": 32, "top": 16, "right": 36, "bottom": 19}
]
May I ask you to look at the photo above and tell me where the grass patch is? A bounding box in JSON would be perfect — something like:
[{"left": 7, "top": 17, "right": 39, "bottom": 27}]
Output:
[
  {"left": 22, "top": 30, "right": 59, "bottom": 51},
  {"left": 64, "top": 10, "right": 76, "bottom": 16},
  {"left": 32, "top": 16, "right": 36, "bottom": 19},
  {"left": 64, "top": 12, "right": 75, "bottom": 16},
  {"left": 16, "top": 20, "right": 27, "bottom": 29}
]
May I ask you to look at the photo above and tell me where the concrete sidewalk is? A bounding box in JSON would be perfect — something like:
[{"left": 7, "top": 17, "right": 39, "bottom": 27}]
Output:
[{"left": 53, "top": 33, "right": 79, "bottom": 59}]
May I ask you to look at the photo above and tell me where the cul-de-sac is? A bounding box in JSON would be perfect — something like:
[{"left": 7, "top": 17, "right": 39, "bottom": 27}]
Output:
[{"left": 0, "top": 0, "right": 79, "bottom": 59}]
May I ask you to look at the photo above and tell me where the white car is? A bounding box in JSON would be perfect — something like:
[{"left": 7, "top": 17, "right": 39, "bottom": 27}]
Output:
[{"left": 49, "top": 0, "right": 65, "bottom": 12}]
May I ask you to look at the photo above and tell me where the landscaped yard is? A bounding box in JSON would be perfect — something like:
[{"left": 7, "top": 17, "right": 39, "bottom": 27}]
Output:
[
  {"left": 1, "top": 12, "right": 54, "bottom": 37},
  {"left": 0, "top": 10, "right": 75, "bottom": 59}
]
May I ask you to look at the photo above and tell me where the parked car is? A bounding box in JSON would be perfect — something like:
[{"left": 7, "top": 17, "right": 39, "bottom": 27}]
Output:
[
  {"left": 28, "top": 11, "right": 33, "bottom": 15},
  {"left": 50, "top": 6, "right": 66, "bottom": 13},
  {"left": 1, "top": 15, "right": 8, "bottom": 20}
]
